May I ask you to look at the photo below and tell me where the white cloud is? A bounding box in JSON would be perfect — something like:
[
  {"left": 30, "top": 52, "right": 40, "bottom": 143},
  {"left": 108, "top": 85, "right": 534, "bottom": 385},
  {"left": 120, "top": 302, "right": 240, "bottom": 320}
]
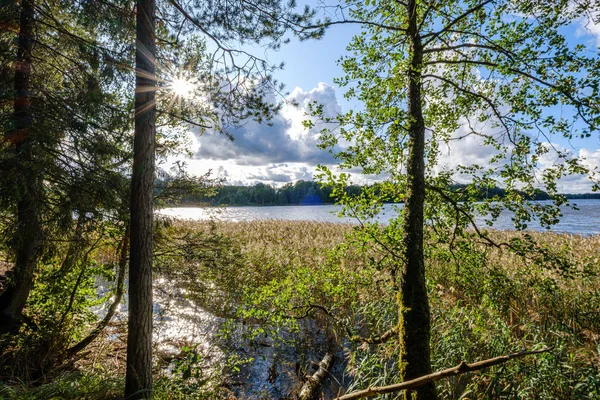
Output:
[
  {"left": 430, "top": 111, "right": 512, "bottom": 184},
  {"left": 172, "top": 81, "right": 598, "bottom": 193},
  {"left": 533, "top": 144, "right": 600, "bottom": 193},
  {"left": 193, "top": 82, "right": 341, "bottom": 167},
  {"left": 576, "top": 9, "right": 600, "bottom": 47},
  {"left": 178, "top": 83, "right": 343, "bottom": 185}
]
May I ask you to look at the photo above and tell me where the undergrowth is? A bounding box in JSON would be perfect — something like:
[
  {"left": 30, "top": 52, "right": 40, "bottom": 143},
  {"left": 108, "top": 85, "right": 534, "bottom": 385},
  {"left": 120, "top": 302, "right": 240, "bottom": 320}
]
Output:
[{"left": 1, "top": 221, "right": 598, "bottom": 399}]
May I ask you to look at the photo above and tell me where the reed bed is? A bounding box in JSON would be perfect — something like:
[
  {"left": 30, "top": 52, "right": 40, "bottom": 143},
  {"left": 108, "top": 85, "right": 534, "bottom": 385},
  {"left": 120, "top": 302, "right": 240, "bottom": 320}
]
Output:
[
  {"left": 172, "top": 220, "right": 600, "bottom": 398},
  {"left": 2, "top": 220, "right": 598, "bottom": 399}
]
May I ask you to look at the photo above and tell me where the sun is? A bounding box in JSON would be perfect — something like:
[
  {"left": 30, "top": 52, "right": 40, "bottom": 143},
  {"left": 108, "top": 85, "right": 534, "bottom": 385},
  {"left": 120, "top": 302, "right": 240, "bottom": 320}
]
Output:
[
  {"left": 163, "top": 70, "right": 206, "bottom": 112},
  {"left": 169, "top": 77, "right": 196, "bottom": 99}
]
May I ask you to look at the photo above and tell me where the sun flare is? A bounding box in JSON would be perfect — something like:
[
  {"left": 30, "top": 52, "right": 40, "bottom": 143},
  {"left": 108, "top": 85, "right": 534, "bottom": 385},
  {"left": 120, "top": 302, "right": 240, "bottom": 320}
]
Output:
[{"left": 169, "top": 77, "right": 195, "bottom": 99}]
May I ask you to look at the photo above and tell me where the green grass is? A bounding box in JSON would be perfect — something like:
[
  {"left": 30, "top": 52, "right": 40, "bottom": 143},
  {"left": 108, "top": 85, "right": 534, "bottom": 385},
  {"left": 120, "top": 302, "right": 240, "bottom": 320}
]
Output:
[{"left": 0, "top": 372, "right": 123, "bottom": 400}]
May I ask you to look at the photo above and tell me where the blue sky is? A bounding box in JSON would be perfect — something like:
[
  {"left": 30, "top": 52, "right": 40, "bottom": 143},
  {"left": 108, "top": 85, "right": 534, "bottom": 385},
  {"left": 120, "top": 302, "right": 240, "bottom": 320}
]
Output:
[{"left": 180, "top": 3, "right": 600, "bottom": 193}]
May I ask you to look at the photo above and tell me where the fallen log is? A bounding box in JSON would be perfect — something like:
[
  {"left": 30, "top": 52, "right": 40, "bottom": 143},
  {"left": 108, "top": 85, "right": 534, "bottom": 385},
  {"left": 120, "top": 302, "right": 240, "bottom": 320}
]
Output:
[
  {"left": 298, "top": 350, "right": 334, "bottom": 400},
  {"left": 336, "top": 347, "right": 552, "bottom": 400}
]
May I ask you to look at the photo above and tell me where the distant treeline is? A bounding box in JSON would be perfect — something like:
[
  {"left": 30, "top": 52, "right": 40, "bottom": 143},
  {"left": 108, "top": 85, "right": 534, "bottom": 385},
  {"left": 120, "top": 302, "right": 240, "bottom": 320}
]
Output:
[
  {"left": 178, "top": 180, "right": 362, "bottom": 206},
  {"left": 563, "top": 193, "right": 600, "bottom": 199},
  {"left": 458, "top": 186, "right": 600, "bottom": 201},
  {"left": 159, "top": 179, "right": 600, "bottom": 206}
]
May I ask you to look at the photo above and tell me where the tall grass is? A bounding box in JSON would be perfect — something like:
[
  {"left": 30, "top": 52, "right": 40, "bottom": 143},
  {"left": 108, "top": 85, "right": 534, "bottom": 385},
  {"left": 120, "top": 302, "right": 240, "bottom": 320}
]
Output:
[
  {"left": 162, "top": 221, "right": 600, "bottom": 398},
  {"left": 3, "top": 220, "right": 599, "bottom": 398}
]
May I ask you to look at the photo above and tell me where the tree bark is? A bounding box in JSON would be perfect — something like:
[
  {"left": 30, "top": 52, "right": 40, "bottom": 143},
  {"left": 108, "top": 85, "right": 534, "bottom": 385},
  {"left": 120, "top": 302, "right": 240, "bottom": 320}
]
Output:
[
  {"left": 398, "top": 1, "right": 437, "bottom": 399},
  {"left": 125, "top": 0, "right": 156, "bottom": 398},
  {"left": 0, "top": 0, "right": 43, "bottom": 334}
]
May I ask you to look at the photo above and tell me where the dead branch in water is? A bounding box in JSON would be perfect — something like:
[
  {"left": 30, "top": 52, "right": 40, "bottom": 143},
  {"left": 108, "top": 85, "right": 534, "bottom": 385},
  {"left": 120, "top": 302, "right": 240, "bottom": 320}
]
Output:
[{"left": 298, "top": 350, "right": 335, "bottom": 400}]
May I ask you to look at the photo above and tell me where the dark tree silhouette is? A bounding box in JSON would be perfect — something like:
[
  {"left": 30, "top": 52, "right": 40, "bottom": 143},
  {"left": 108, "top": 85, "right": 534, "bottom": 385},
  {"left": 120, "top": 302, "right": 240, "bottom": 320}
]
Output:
[{"left": 125, "top": 0, "right": 156, "bottom": 398}]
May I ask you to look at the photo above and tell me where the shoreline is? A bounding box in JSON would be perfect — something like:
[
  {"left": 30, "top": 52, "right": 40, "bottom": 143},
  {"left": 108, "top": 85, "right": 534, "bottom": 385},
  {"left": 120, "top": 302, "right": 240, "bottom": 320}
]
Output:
[
  {"left": 158, "top": 205, "right": 600, "bottom": 236},
  {"left": 165, "top": 218, "right": 600, "bottom": 238}
]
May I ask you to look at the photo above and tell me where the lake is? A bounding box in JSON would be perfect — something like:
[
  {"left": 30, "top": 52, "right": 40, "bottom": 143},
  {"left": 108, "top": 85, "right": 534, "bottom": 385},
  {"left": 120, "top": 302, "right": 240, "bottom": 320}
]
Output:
[{"left": 160, "top": 199, "right": 600, "bottom": 236}]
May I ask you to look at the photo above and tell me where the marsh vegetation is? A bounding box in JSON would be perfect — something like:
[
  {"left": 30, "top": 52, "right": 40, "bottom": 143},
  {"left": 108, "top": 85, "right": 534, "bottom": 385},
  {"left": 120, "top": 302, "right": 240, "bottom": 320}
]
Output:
[{"left": 2, "top": 220, "right": 598, "bottom": 398}]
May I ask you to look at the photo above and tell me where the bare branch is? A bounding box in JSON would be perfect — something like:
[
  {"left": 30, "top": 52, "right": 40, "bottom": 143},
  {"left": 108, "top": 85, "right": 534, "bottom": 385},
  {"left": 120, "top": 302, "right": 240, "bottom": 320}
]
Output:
[
  {"left": 422, "top": 0, "right": 495, "bottom": 46},
  {"left": 168, "top": 0, "right": 269, "bottom": 66},
  {"left": 336, "top": 347, "right": 552, "bottom": 400},
  {"left": 350, "top": 326, "right": 397, "bottom": 345},
  {"left": 298, "top": 19, "right": 408, "bottom": 33}
]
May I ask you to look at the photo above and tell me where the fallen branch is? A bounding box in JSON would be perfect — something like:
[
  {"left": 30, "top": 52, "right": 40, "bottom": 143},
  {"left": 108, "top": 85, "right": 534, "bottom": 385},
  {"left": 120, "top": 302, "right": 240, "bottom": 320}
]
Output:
[
  {"left": 350, "top": 326, "right": 397, "bottom": 346},
  {"left": 67, "top": 229, "right": 129, "bottom": 358},
  {"left": 298, "top": 350, "right": 335, "bottom": 400},
  {"left": 336, "top": 347, "right": 552, "bottom": 400}
]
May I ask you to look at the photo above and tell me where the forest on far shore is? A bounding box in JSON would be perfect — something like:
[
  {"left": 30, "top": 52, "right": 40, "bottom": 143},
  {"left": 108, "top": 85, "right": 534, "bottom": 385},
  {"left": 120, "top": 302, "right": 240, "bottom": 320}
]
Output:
[{"left": 159, "top": 179, "right": 600, "bottom": 207}]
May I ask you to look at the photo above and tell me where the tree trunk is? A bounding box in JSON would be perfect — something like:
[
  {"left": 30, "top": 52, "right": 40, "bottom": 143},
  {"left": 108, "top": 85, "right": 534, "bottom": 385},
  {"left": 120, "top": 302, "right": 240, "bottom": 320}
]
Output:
[
  {"left": 0, "top": 0, "right": 42, "bottom": 334},
  {"left": 398, "top": 1, "right": 437, "bottom": 399},
  {"left": 125, "top": 0, "right": 156, "bottom": 398}
]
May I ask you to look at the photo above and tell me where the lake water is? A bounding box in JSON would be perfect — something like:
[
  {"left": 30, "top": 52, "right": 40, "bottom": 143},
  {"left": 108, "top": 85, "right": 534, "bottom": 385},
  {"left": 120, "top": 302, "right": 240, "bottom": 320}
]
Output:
[{"left": 160, "top": 199, "right": 600, "bottom": 236}]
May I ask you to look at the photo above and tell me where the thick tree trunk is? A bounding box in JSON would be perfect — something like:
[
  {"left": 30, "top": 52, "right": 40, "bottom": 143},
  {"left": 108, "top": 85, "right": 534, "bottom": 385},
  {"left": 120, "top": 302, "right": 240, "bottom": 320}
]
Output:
[
  {"left": 125, "top": 0, "right": 156, "bottom": 398},
  {"left": 398, "top": 1, "right": 437, "bottom": 399},
  {"left": 0, "top": 0, "right": 42, "bottom": 334}
]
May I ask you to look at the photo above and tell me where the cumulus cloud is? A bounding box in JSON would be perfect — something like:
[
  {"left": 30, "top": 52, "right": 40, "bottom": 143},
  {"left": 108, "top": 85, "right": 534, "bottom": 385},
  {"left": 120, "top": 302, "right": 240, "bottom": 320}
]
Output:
[
  {"left": 194, "top": 82, "right": 341, "bottom": 167},
  {"left": 181, "top": 81, "right": 598, "bottom": 193},
  {"left": 580, "top": 148, "right": 600, "bottom": 173},
  {"left": 561, "top": 147, "right": 600, "bottom": 193},
  {"left": 247, "top": 164, "right": 314, "bottom": 184},
  {"left": 577, "top": 10, "right": 600, "bottom": 47},
  {"left": 434, "top": 132, "right": 506, "bottom": 177},
  {"left": 431, "top": 120, "right": 599, "bottom": 193},
  {"left": 430, "top": 112, "right": 512, "bottom": 184},
  {"left": 532, "top": 143, "right": 600, "bottom": 193}
]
